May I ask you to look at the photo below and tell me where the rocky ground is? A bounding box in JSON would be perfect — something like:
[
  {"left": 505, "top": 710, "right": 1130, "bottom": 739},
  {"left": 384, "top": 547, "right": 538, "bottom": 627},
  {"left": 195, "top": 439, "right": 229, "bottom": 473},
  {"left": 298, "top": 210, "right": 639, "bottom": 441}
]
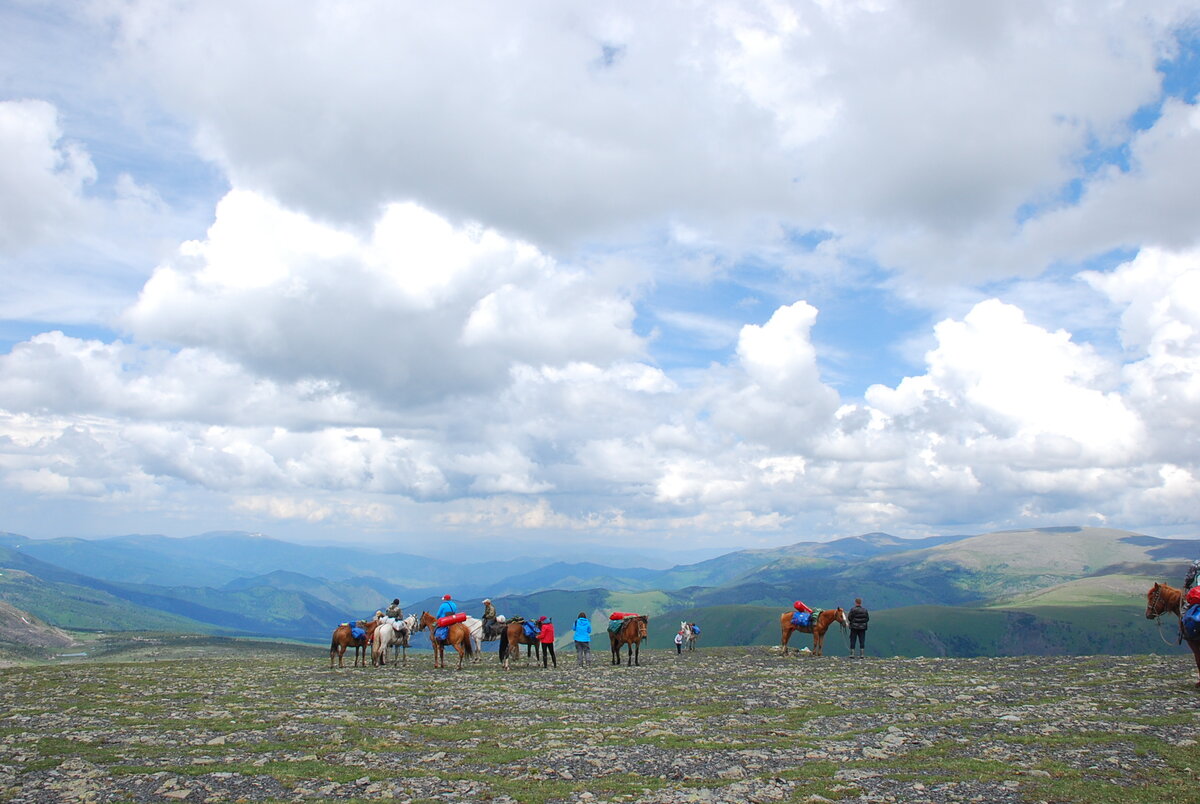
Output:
[{"left": 1, "top": 645, "right": 1198, "bottom": 803}]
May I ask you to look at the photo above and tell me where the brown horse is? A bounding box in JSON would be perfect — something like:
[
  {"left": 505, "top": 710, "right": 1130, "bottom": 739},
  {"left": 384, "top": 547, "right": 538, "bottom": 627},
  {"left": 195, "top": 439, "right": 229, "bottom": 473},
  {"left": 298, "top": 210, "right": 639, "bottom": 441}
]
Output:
[
  {"left": 497, "top": 618, "right": 541, "bottom": 670},
  {"left": 418, "top": 611, "right": 474, "bottom": 670},
  {"left": 330, "top": 620, "right": 378, "bottom": 668},
  {"left": 779, "top": 607, "right": 848, "bottom": 656},
  {"left": 1145, "top": 582, "right": 1200, "bottom": 686},
  {"left": 609, "top": 615, "right": 648, "bottom": 666}
]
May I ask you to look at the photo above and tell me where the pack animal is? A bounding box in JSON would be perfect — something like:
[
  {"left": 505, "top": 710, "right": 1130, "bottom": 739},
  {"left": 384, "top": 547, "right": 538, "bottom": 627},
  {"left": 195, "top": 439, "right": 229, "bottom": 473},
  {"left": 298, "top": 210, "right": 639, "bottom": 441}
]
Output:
[
  {"left": 329, "top": 620, "right": 378, "bottom": 668},
  {"left": 497, "top": 617, "right": 541, "bottom": 670},
  {"left": 1145, "top": 582, "right": 1200, "bottom": 686},
  {"left": 371, "top": 614, "right": 417, "bottom": 667},
  {"left": 610, "top": 615, "right": 649, "bottom": 666},
  {"left": 417, "top": 611, "right": 474, "bottom": 670},
  {"left": 779, "top": 607, "right": 848, "bottom": 657}
]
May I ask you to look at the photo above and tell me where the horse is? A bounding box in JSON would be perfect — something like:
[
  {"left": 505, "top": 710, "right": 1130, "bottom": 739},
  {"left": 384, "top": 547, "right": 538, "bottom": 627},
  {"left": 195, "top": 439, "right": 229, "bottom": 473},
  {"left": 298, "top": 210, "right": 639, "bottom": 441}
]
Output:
[
  {"left": 371, "top": 614, "right": 417, "bottom": 667},
  {"left": 779, "top": 607, "right": 848, "bottom": 657},
  {"left": 330, "top": 620, "right": 378, "bottom": 668},
  {"left": 1145, "top": 582, "right": 1200, "bottom": 686},
  {"left": 610, "top": 615, "right": 648, "bottom": 666},
  {"left": 462, "top": 616, "right": 486, "bottom": 661},
  {"left": 497, "top": 618, "right": 541, "bottom": 670},
  {"left": 417, "top": 611, "right": 474, "bottom": 670},
  {"left": 680, "top": 621, "right": 698, "bottom": 652}
]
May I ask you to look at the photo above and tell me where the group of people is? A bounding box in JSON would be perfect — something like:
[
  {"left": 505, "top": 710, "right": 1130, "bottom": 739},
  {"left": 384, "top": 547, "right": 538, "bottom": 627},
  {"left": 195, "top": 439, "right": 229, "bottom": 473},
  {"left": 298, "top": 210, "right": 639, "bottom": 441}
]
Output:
[
  {"left": 417, "top": 593, "right": 597, "bottom": 668},
  {"left": 374, "top": 593, "right": 871, "bottom": 660}
]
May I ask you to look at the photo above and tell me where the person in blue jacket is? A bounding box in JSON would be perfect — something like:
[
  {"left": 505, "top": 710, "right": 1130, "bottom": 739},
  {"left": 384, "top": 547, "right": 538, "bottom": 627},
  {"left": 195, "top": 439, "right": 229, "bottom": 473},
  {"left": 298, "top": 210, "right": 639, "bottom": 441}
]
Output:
[
  {"left": 436, "top": 594, "right": 457, "bottom": 620},
  {"left": 573, "top": 611, "right": 592, "bottom": 667}
]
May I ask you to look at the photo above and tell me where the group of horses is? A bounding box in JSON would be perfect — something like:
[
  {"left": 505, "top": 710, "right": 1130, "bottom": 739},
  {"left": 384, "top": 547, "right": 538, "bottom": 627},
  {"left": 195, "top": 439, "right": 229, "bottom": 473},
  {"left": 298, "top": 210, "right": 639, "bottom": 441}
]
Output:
[
  {"left": 330, "top": 611, "right": 651, "bottom": 670},
  {"left": 330, "top": 586, "right": 1198, "bottom": 682}
]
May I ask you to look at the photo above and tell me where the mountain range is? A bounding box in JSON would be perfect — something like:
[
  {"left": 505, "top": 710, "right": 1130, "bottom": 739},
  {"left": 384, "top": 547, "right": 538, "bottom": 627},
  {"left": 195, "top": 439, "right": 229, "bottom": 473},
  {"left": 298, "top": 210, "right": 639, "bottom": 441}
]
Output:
[{"left": 1, "top": 526, "right": 1196, "bottom": 659}]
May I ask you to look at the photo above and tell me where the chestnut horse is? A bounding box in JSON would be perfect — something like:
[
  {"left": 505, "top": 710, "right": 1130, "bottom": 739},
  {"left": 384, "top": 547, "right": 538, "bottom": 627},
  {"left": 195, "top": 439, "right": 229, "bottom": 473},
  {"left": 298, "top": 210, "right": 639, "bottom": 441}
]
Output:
[
  {"left": 417, "top": 611, "right": 474, "bottom": 670},
  {"left": 330, "top": 620, "right": 378, "bottom": 668},
  {"left": 497, "top": 618, "right": 541, "bottom": 670},
  {"left": 779, "top": 607, "right": 848, "bottom": 656},
  {"left": 610, "top": 615, "right": 648, "bottom": 666},
  {"left": 1145, "top": 582, "right": 1200, "bottom": 687}
]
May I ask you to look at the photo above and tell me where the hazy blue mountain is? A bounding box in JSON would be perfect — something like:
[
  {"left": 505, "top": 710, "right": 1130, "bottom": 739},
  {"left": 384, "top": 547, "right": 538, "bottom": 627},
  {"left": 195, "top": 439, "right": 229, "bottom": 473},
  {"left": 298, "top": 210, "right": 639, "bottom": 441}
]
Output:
[{"left": 4, "top": 526, "right": 1197, "bottom": 656}]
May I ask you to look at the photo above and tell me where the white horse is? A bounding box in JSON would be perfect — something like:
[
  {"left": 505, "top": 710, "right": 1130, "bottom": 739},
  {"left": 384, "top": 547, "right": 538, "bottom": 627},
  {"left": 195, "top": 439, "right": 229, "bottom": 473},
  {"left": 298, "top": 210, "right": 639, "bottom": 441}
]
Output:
[
  {"left": 680, "top": 621, "right": 698, "bottom": 651},
  {"left": 462, "top": 616, "right": 485, "bottom": 662},
  {"left": 372, "top": 614, "right": 417, "bottom": 666}
]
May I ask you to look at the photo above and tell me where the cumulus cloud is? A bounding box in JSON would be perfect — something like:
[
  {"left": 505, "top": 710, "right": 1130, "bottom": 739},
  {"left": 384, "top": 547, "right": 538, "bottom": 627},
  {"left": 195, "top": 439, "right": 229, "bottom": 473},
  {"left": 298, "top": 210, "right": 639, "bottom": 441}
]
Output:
[
  {"left": 124, "top": 191, "right": 643, "bottom": 405},
  {"left": 0, "top": 99, "right": 94, "bottom": 252},
  {"left": 102, "top": 0, "right": 1198, "bottom": 284}
]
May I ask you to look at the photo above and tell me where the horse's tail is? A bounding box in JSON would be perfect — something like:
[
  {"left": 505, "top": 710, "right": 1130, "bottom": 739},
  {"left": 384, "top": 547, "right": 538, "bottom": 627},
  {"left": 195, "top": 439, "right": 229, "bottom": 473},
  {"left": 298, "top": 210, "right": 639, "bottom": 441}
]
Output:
[
  {"left": 498, "top": 629, "right": 508, "bottom": 663},
  {"left": 464, "top": 632, "right": 475, "bottom": 658}
]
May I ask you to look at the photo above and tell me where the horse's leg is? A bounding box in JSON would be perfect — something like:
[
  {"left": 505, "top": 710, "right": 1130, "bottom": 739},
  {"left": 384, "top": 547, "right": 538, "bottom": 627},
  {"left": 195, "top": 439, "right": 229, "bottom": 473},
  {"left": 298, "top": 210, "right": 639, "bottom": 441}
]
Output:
[
  {"left": 781, "top": 626, "right": 790, "bottom": 657},
  {"left": 1190, "top": 640, "right": 1200, "bottom": 687},
  {"left": 634, "top": 641, "right": 640, "bottom": 667}
]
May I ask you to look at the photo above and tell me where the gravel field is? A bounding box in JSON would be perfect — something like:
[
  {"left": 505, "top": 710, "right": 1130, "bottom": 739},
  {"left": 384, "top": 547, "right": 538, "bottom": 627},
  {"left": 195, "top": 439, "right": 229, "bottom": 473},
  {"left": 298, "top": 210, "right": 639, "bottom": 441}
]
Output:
[{"left": 2, "top": 646, "right": 1198, "bottom": 803}]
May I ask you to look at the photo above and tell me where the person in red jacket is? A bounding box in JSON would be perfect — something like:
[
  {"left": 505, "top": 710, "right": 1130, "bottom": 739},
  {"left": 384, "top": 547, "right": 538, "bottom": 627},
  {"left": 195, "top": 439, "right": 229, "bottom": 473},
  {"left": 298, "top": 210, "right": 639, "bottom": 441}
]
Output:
[{"left": 536, "top": 616, "right": 556, "bottom": 668}]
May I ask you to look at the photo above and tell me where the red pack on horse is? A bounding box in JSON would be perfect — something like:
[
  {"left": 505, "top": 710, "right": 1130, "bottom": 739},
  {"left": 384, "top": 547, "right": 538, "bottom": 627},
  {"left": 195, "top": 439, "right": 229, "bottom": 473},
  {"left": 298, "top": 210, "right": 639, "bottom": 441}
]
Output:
[
  {"left": 780, "top": 606, "right": 847, "bottom": 656},
  {"left": 1146, "top": 581, "right": 1200, "bottom": 686}
]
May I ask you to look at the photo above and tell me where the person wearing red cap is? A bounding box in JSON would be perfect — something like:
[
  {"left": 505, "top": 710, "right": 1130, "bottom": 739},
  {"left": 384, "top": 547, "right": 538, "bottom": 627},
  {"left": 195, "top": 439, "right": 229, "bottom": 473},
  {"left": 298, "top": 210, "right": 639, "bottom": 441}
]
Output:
[{"left": 436, "top": 594, "right": 457, "bottom": 620}]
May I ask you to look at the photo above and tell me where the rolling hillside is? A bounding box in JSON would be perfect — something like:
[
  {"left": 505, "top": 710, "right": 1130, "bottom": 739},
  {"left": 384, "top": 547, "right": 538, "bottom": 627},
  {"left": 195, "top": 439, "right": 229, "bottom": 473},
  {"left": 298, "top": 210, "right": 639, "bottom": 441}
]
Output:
[{"left": 1, "top": 526, "right": 1196, "bottom": 656}]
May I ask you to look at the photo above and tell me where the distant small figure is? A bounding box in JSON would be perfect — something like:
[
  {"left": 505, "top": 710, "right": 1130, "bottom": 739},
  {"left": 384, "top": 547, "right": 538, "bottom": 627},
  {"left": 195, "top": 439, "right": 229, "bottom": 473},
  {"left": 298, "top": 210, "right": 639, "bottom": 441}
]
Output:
[
  {"left": 573, "top": 611, "right": 591, "bottom": 667},
  {"left": 385, "top": 598, "right": 403, "bottom": 620},
  {"left": 537, "top": 616, "right": 557, "bottom": 668},
  {"left": 848, "top": 597, "right": 869, "bottom": 659},
  {"left": 674, "top": 630, "right": 684, "bottom": 654}
]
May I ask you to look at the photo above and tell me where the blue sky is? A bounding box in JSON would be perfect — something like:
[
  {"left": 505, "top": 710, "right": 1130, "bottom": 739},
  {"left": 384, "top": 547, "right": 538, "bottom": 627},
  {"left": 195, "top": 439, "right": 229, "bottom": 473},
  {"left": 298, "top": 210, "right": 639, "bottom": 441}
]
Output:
[{"left": 1, "top": 1, "right": 1199, "bottom": 553}]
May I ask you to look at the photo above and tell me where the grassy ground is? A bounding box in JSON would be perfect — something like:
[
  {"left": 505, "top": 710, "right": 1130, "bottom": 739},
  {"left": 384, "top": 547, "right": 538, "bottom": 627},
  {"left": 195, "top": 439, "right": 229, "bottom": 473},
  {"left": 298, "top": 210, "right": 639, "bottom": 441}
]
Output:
[{"left": 2, "top": 645, "right": 1199, "bottom": 802}]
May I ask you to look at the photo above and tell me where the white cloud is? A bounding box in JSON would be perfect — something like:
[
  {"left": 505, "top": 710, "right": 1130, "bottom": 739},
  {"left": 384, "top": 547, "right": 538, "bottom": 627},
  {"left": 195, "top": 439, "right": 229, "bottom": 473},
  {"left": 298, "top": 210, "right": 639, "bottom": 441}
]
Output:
[
  {"left": 124, "top": 190, "right": 643, "bottom": 405},
  {"left": 0, "top": 99, "right": 94, "bottom": 252}
]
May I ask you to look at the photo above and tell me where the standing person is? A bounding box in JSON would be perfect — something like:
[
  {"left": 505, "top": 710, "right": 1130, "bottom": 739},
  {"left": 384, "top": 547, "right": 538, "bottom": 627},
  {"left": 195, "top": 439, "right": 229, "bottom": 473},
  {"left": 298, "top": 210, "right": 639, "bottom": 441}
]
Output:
[
  {"left": 573, "top": 611, "right": 591, "bottom": 667},
  {"left": 436, "top": 594, "right": 457, "bottom": 620},
  {"left": 674, "top": 630, "right": 684, "bottom": 654},
  {"left": 385, "top": 599, "right": 403, "bottom": 620},
  {"left": 848, "top": 597, "right": 869, "bottom": 658},
  {"left": 537, "top": 616, "right": 557, "bottom": 668}
]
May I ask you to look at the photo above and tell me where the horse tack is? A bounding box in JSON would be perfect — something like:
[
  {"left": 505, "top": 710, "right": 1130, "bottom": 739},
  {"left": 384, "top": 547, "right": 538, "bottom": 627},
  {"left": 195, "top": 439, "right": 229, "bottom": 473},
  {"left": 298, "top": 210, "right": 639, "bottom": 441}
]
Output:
[{"left": 1145, "top": 581, "right": 1200, "bottom": 687}]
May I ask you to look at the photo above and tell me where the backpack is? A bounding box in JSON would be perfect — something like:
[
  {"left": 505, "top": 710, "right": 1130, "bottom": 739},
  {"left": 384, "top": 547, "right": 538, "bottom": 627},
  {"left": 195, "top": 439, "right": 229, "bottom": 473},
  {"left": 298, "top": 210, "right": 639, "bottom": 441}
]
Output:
[
  {"left": 522, "top": 621, "right": 540, "bottom": 639},
  {"left": 691, "top": 624, "right": 699, "bottom": 635},
  {"left": 1183, "top": 604, "right": 1200, "bottom": 642},
  {"left": 790, "top": 611, "right": 812, "bottom": 628},
  {"left": 1184, "top": 560, "right": 1200, "bottom": 591}
]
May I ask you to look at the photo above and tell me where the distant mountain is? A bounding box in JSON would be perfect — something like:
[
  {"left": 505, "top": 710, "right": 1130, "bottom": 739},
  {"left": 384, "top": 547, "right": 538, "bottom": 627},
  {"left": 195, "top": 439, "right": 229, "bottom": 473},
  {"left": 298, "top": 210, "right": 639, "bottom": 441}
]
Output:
[
  {"left": 0, "top": 597, "right": 77, "bottom": 652},
  {"left": 3, "top": 525, "right": 1197, "bottom": 656}
]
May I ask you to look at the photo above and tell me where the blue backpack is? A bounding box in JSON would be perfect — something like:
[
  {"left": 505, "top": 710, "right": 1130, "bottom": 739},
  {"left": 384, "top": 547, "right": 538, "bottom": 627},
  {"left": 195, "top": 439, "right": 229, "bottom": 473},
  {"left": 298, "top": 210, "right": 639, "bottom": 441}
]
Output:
[
  {"left": 522, "top": 621, "right": 540, "bottom": 639},
  {"left": 1183, "top": 604, "right": 1200, "bottom": 642},
  {"left": 790, "top": 611, "right": 812, "bottom": 628}
]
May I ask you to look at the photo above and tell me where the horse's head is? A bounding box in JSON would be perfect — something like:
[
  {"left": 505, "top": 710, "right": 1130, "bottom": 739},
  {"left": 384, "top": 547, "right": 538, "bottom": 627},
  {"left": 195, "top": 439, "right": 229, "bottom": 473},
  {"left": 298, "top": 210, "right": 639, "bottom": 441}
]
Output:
[
  {"left": 417, "top": 611, "right": 435, "bottom": 631},
  {"left": 835, "top": 608, "right": 849, "bottom": 627},
  {"left": 634, "top": 615, "right": 649, "bottom": 641},
  {"left": 1146, "top": 583, "right": 1169, "bottom": 619}
]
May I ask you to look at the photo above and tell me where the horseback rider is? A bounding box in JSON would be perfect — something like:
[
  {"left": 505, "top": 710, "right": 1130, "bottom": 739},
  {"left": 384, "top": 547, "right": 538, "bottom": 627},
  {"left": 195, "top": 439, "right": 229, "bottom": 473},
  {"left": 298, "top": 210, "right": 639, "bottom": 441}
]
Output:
[
  {"left": 385, "top": 598, "right": 403, "bottom": 620},
  {"left": 436, "top": 594, "right": 457, "bottom": 620},
  {"left": 482, "top": 598, "right": 497, "bottom": 638}
]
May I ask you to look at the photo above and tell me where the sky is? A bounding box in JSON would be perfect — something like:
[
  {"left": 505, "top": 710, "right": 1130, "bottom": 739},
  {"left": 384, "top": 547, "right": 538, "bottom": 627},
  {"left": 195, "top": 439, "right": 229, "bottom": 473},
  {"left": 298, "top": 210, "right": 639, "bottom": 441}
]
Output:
[{"left": 1, "top": 0, "right": 1199, "bottom": 555}]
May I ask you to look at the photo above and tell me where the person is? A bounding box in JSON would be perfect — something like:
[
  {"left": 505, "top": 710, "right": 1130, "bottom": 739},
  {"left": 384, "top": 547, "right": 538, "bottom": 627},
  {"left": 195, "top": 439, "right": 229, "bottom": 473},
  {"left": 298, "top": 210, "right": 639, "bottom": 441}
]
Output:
[
  {"left": 436, "top": 594, "right": 457, "bottom": 620},
  {"left": 848, "top": 597, "right": 869, "bottom": 658},
  {"left": 537, "top": 616, "right": 556, "bottom": 668},
  {"left": 481, "top": 598, "right": 497, "bottom": 638},
  {"left": 674, "top": 630, "right": 684, "bottom": 654},
  {"left": 573, "top": 611, "right": 591, "bottom": 667},
  {"left": 385, "top": 598, "right": 403, "bottom": 620}
]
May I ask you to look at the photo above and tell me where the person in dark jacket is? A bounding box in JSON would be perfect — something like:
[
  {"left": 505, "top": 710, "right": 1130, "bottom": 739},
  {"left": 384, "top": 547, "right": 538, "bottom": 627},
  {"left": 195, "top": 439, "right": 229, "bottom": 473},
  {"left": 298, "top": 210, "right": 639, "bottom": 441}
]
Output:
[{"left": 848, "top": 598, "right": 869, "bottom": 658}]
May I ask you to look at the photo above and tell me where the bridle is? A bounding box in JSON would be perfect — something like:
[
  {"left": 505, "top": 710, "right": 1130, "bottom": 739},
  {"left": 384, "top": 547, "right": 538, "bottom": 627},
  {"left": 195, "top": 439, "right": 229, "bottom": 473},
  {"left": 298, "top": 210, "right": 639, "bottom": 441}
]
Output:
[{"left": 1147, "top": 584, "right": 1183, "bottom": 646}]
